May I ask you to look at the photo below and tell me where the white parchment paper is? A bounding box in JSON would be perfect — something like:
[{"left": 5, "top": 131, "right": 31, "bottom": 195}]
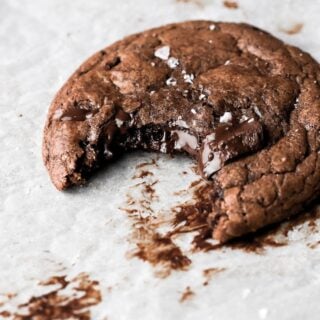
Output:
[{"left": 1, "top": 0, "right": 320, "bottom": 319}]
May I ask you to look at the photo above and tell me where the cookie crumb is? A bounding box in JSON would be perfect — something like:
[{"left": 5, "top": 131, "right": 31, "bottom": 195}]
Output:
[
  {"left": 203, "top": 267, "right": 225, "bottom": 285},
  {"left": 155, "top": 45, "right": 170, "bottom": 60},
  {"left": 280, "top": 23, "right": 303, "bottom": 35},
  {"left": 0, "top": 311, "right": 11, "bottom": 317},
  {"left": 223, "top": 0, "right": 238, "bottom": 9},
  {"left": 179, "top": 286, "right": 195, "bottom": 302}
]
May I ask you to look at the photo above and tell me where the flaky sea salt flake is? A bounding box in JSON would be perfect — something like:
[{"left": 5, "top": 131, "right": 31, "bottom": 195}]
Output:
[
  {"left": 183, "top": 73, "right": 194, "bottom": 84},
  {"left": 166, "top": 77, "right": 177, "bottom": 86},
  {"left": 167, "top": 57, "right": 179, "bottom": 69},
  {"left": 220, "top": 112, "right": 233, "bottom": 123},
  {"left": 154, "top": 45, "right": 170, "bottom": 60},
  {"left": 253, "top": 105, "right": 263, "bottom": 118}
]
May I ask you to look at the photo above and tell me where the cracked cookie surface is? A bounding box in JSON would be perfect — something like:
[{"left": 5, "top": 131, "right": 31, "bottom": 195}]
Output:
[{"left": 43, "top": 21, "right": 320, "bottom": 242}]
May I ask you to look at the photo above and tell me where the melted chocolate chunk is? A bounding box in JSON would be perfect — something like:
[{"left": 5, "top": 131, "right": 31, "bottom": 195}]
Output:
[{"left": 199, "top": 119, "right": 264, "bottom": 178}]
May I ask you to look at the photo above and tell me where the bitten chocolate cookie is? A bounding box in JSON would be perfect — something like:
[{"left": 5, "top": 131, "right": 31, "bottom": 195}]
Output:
[{"left": 43, "top": 21, "right": 320, "bottom": 242}]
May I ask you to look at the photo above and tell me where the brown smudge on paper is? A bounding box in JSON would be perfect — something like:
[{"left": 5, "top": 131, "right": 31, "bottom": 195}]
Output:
[
  {"left": 176, "top": 0, "right": 204, "bottom": 8},
  {"left": 0, "top": 311, "right": 11, "bottom": 318},
  {"left": 135, "top": 158, "right": 158, "bottom": 169},
  {"left": 203, "top": 267, "right": 226, "bottom": 286},
  {"left": 133, "top": 170, "right": 154, "bottom": 179},
  {"left": 281, "top": 209, "right": 319, "bottom": 237},
  {"left": 223, "top": 0, "right": 238, "bottom": 9},
  {"left": 308, "top": 240, "right": 320, "bottom": 249},
  {"left": 179, "top": 287, "right": 195, "bottom": 303},
  {"left": 170, "top": 179, "right": 320, "bottom": 254},
  {"left": 126, "top": 203, "right": 191, "bottom": 277},
  {"left": 122, "top": 161, "right": 191, "bottom": 277},
  {"left": 0, "top": 293, "right": 16, "bottom": 307},
  {"left": 280, "top": 23, "right": 304, "bottom": 35},
  {"left": 0, "top": 273, "right": 101, "bottom": 320},
  {"left": 0, "top": 293, "right": 17, "bottom": 317},
  {"left": 141, "top": 180, "right": 159, "bottom": 201},
  {"left": 123, "top": 158, "right": 320, "bottom": 275},
  {"left": 134, "top": 232, "right": 191, "bottom": 278},
  {"left": 170, "top": 180, "right": 216, "bottom": 251}
]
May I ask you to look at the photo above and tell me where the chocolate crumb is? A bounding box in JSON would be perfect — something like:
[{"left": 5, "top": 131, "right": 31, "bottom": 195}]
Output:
[
  {"left": 223, "top": 0, "right": 238, "bottom": 9},
  {"left": 179, "top": 286, "right": 195, "bottom": 303},
  {"left": 0, "top": 311, "right": 11, "bottom": 318},
  {"left": 203, "top": 267, "right": 226, "bottom": 286},
  {"left": 280, "top": 23, "right": 304, "bottom": 35}
]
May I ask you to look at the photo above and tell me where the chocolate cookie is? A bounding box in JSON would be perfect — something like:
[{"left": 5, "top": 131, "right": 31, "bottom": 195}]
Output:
[{"left": 43, "top": 21, "right": 320, "bottom": 242}]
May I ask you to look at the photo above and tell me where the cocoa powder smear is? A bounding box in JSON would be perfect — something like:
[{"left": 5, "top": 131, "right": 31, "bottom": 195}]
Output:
[
  {"left": 0, "top": 273, "right": 101, "bottom": 320},
  {"left": 121, "top": 159, "right": 320, "bottom": 276}
]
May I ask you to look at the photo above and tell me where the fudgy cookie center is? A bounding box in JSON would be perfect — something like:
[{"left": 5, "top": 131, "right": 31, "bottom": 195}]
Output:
[{"left": 55, "top": 100, "right": 267, "bottom": 181}]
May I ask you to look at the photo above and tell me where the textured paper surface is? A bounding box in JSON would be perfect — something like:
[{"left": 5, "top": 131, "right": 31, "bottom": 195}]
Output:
[{"left": 1, "top": 0, "right": 320, "bottom": 319}]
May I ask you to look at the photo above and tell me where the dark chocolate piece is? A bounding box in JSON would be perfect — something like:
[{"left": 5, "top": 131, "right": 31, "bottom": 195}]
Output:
[{"left": 199, "top": 119, "right": 264, "bottom": 178}]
